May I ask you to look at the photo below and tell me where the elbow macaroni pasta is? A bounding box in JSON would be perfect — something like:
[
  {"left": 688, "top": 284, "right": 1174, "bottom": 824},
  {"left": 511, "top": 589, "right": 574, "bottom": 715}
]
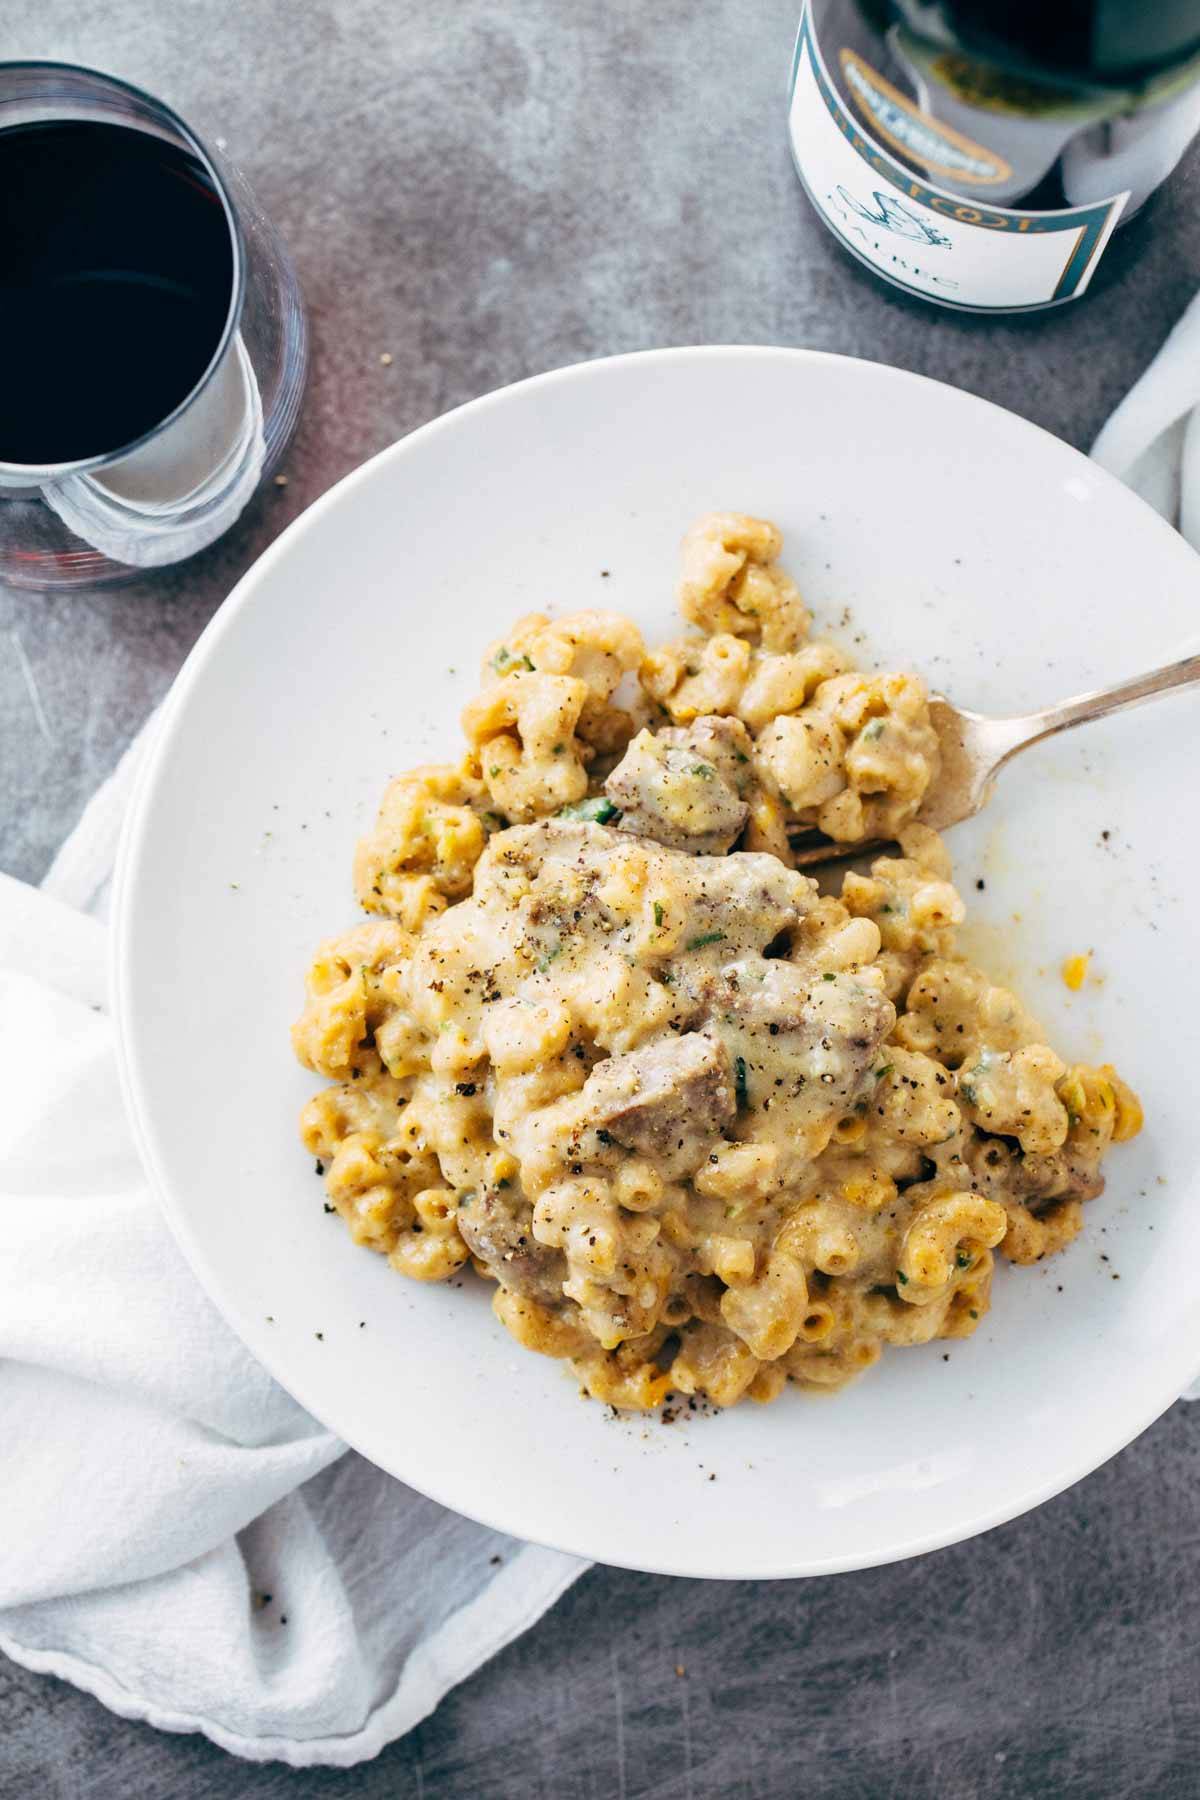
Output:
[{"left": 293, "top": 512, "right": 1143, "bottom": 1411}]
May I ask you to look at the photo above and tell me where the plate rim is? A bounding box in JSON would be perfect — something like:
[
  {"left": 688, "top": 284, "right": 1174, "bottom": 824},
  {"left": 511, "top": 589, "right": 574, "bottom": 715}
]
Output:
[{"left": 113, "top": 342, "right": 1200, "bottom": 1578}]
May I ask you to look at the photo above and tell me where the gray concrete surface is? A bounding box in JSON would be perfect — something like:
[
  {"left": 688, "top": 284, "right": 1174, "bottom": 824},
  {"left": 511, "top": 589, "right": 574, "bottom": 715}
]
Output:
[{"left": 2, "top": 1, "right": 1200, "bottom": 1794}]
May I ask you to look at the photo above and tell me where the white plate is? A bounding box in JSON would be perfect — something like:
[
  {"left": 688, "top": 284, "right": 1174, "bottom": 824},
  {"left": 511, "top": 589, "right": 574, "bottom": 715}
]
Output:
[{"left": 116, "top": 347, "right": 1200, "bottom": 1579}]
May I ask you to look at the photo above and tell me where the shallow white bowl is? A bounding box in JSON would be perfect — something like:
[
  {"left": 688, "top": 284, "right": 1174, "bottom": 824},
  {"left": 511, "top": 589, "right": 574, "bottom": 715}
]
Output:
[{"left": 116, "top": 347, "right": 1200, "bottom": 1579}]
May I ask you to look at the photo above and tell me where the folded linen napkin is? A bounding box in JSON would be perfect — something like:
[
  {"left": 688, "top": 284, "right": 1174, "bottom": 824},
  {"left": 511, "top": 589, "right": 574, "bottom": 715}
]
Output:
[
  {"left": 1094, "top": 289, "right": 1200, "bottom": 1391},
  {"left": 0, "top": 730, "right": 583, "bottom": 1768},
  {"left": 1091, "top": 290, "right": 1200, "bottom": 544},
  {"left": 1, "top": 320, "right": 1198, "bottom": 1767}
]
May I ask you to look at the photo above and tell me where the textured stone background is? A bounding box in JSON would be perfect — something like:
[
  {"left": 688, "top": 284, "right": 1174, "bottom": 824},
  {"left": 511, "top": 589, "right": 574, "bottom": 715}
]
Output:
[{"left": 3, "top": 1, "right": 1200, "bottom": 1794}]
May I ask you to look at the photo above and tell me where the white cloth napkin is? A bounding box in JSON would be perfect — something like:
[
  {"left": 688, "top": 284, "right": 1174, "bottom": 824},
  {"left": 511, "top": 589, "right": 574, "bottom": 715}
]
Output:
[
  {"left": 1092, "top": 298, "right": 1200, "bottom": 1401},
  {"left": 1092, "top": 291, "right": 1200, "bottom": 545},
  {"left": 0, "top": 728, "right": 583, "bottom": 1768},
  {"left": 2, "top": 317, "right": 1199, "bottom": 1768}
]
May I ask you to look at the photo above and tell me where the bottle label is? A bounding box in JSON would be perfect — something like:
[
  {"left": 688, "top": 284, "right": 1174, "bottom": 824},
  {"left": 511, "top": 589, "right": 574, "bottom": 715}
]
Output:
[
  {"left": 838, "top": 50, "right": 1013, "bottom": 186},
  {"left": 788, "top": 3, "right": 1130, "bottom": 310}
]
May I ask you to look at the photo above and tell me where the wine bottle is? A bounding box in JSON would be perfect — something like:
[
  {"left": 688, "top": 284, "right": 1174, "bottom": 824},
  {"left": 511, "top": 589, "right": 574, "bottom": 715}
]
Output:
[{"left": 788, "top": 0, "right": 1200, "bottom": 310}]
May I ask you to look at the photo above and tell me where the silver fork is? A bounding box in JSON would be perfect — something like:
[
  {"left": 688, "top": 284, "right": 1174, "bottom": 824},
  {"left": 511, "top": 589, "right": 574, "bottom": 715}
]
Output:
[{"left": 789, "top": 652, "right": 1200, "bottom": 868}]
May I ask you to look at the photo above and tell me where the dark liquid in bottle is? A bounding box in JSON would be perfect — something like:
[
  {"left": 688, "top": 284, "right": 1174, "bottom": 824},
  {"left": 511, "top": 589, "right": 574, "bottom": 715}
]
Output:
[
  {"left": 0, "top": 120, "right": 234, "bottom": 466},
  {"left": 887, "top": 0, "right": 1200, "bottom": 85}
]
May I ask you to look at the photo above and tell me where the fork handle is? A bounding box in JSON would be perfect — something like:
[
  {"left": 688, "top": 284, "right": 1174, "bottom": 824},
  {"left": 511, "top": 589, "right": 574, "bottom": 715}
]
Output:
[{"left": 1001, "top": 651, "right": 1200, "bottom": 760}]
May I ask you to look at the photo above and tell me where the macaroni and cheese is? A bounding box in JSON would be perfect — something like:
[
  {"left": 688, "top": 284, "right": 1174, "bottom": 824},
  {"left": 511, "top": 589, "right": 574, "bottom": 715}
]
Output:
[{"left": 293, "top": 512, "right": 1142, "bottom": 1410}]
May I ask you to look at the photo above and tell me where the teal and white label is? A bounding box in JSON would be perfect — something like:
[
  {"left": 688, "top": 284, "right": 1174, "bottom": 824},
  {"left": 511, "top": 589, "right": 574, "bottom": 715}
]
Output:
[{"left": 788, "top": 4, "right": 1129, "bottom": 311}]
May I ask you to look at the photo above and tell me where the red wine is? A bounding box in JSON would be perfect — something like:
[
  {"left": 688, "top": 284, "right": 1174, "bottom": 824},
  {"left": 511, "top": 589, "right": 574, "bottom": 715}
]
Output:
[{"left": 0, "top": 119, "right": 234, "bottom": 467}]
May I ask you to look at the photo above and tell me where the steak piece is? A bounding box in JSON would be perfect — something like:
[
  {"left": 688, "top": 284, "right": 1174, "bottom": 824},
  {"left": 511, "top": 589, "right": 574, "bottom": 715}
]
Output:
[
  {"left": 966, "top": 1133, "right": 1106, "bottom": 1208},
  {"left": 457, "top": 1187, "right": 565, "bottom": 1303},
  {"left": 604, "top": 717, "right": 752, "bottom": 854},
  {"left": 699, "top": 958, "right": 895, "bottom": 1121},
  {"left": 580, "top": 1031, "right": 736, "bottom": 1175},
  {"left": 657, "top": 715, "right": 756, "bottom": 790}
]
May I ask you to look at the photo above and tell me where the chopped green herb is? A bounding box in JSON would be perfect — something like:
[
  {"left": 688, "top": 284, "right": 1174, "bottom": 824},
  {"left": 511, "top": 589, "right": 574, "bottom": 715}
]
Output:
[
  {"left": 489, "top": 766, "right": 501, "bottom": 778},
  {"left": 735, "top": 1056, "right": 749, "bottom": 1109},
  {"left": 969, "top": 1308, "right": 979, "bottom": 1319},
  {"left": 960, "top": 1081, "right": 977, "bottom": 1106},
  {"left": 496, "top": 1178, "right": 512, "bottom": 1189},
  {"left": 558, "top": 795, "right": 620, "bottom": 824},
  {"left": 822, "top": 972, "right": 836, "bottom": 982},
  {"left": 861, "top": 719, "right": 885, "bottom": 741},
  {"left": 653, "top": 901, "right": 665, "bottom": 928},
  {"left": 956, "top": 1251, "right": 972, "bottom": 1269},
  {"left": 896, "top": 1270, "right": 909, "bottom": 1286},
  {"left": 686, "top": 930, "right": 726, "bottom": 951},
  {"left": 692, "top": 762, "right": 714, "bottom": 780},
  {"left": 552, "top": 743, "right": 564, "bottom": 755},
  {"left": 490, "top": 646, "right": 535, "bottom": 673},
  {"left": 874, "top": 1063, "right": 894, "bottom": 1081},
  {"left": 536, "top": 945, "right": 564, "bottom": 972}
]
